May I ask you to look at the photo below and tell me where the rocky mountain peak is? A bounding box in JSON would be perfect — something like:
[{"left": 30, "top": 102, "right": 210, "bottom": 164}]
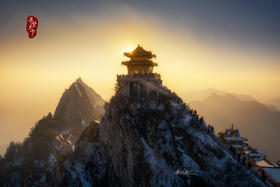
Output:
[
  {"left": 0, "top": 78, "right": 266, "bottom": 185},
  {"left": 54, "top": 78, "right": 105, "bottom": 135},
  {"left": 60, "top": 79, "right": 265, "bottom": 186},
  {"left": 0, "top": 79, "right": 106, "bottom": 186},
  {"left": 95, "top": 82, "right": 264, "bottom": 186},
  {"left": 0, "top": 78, "right": 266, "bottom": 186}
]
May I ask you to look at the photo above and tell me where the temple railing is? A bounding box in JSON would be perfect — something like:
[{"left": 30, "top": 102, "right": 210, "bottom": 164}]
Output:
[{"left": 117, "top": 73, "right": 161, "bottom": 81}]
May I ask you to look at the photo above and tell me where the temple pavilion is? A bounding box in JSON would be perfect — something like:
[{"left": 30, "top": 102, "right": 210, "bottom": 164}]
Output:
[
  {"left": 117, "top": 45, "right": 167, "bottom": 98},
  {"left": 122, "top": 45, "right": 158, "bottom": 75}
]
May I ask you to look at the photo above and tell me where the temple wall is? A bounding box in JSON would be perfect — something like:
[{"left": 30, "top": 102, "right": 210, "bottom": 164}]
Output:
[{"left": 117, "top": 74, "right": 163, "bottom": 98}]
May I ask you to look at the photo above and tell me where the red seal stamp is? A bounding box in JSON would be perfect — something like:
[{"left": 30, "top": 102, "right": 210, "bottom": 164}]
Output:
[{"left": 26, "top": 16, "right": 38, "bottom": 39}]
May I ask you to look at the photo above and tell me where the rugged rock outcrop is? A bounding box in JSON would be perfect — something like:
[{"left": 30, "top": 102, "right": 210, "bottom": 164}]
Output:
[
  {"left": 55, "top": 77, "right": 104, "bottom": 138},
  {"left": 60, "top": 121, "right": 109, "bottom": 186},
  {"left": 99, "top": 86, "right": 264, "bottom": 186},
  {"left": 0, "top": 78, "right": 105, "bottom": 186},
  {"left": 0, "top": 78, "right": 265, "bottom": 186},
  {"left": 62, "top": 81, "right": 265, "bottom": 186}
]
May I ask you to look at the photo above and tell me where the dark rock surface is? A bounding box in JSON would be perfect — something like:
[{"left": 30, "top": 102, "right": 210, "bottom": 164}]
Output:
[
  {"left": 62, "top": 82, "right": 264, "bottom": 186},
  {"left": 0, "top": 79, "right": 264, "bottom": 186},
  {"left": 0, "top": 78, "right": 105, "bottom": 186},
  {"left": 55, "top": 77, "right": 104, "bottom": 138}
]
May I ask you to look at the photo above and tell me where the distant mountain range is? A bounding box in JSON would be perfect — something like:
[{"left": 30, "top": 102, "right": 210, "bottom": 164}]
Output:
[
  {"left": 261, "top": 97, "right": 280, "bottom": 111},
  {"left": 183, "top": 88, "right": 255, "bottom": 102},
  {"left": 185, "top": 89, "right": 280, "bottom": 161}
]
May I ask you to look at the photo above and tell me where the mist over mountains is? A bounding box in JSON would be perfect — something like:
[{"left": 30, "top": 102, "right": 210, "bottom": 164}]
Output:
[
  {"left": 186, "top": 89, "right": 280, "bottom": 161},
  {"left": 261, "top": 97, "right": 280, "bottom": 111}
]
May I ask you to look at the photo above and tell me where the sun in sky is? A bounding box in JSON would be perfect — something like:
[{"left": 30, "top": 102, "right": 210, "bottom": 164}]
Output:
[{"left": 124, "top": 46, "right": 134, "bottom": 53}]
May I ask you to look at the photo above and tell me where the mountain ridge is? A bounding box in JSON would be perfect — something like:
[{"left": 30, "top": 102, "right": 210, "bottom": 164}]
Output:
[
  {"left": 190, "top": 92, "right": 280, "bottom": 161},
  {"left": 0, "top": 79, "right": 265, "bottom": 186},
  {"left": 60, "top": 78, "right": 264, "bottom": 186},
  {"left": 0, "top": 78, "right": 105, "bottom": 186}
]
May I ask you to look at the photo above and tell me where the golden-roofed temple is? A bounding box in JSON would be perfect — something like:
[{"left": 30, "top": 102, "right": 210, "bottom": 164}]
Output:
[
  {"left": 117, "top": 45, "right": 167, "bottom": 98},
  {"left": 122, "top": 45, "right": 158, "bottom": 75}
]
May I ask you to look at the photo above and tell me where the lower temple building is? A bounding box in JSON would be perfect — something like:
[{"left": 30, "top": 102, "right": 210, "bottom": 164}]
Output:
[{"left": 219, "top": 124, "right": 280, "bottom": 186}]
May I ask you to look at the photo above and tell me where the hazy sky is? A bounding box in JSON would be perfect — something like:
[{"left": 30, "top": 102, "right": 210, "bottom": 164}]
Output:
[{"left": 0, "top": 0, "right": 280, "bottom": 146}]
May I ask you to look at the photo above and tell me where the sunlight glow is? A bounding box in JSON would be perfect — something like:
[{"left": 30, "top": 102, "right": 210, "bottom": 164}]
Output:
[{"left": 124, "top": 46, "right": 134, "bottom": 52}]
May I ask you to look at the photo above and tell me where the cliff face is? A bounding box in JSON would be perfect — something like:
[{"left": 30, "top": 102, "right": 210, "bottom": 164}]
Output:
[
  {"left": 55, "top": 78, "right": 104, "bottom": 137},
  {"left": 62, "top": 80, "right": 264, "bottom": 186},
  {"left": 96, "top": 84, "right": 264, "bottom": 186},
  {"left": 60, "top": 121, "right": 109, "bottom": 186}
]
